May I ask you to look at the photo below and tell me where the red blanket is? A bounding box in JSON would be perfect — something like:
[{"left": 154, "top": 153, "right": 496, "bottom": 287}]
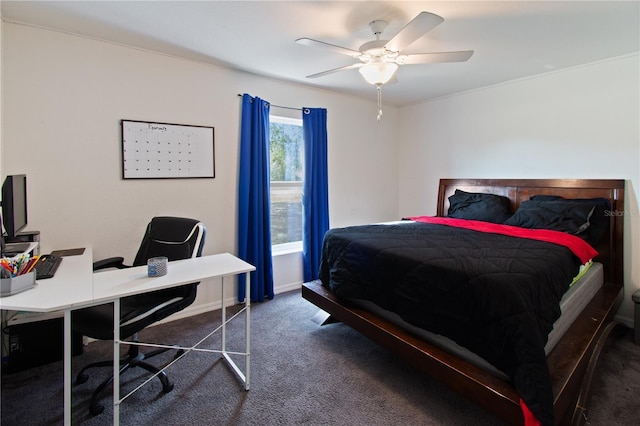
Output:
[{"left": 406, "top": 216, "right": 597, "bottom": 264}]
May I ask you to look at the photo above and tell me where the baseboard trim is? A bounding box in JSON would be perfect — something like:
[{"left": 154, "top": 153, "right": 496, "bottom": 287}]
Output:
[
  {"left": 274, "top": 281, "right": 303, "bottom": 294},
  {"left": 615, "top": 313, "right": 633, "bottom": 329}
]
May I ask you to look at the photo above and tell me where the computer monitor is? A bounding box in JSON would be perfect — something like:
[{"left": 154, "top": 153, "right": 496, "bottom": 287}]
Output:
[{"left": 1, "top": 174, "right": 28, "bottom": 238}]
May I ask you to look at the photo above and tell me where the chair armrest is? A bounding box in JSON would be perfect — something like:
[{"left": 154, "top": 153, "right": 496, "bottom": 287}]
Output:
[{"left": 93, "top": 257, "right": 128, "bottom": 271}]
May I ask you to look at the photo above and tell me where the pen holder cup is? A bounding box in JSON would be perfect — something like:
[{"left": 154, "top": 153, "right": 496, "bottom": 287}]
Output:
[
  {"left": 147, "top": 257, "right": 168, "bottom": 277},
  {"left": 1, "top": 271, "right": 36, "bottom": 296}
]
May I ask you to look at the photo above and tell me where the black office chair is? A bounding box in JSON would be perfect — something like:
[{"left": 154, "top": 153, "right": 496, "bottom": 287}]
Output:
[{"left": 72, "top": 216, "right": 206, "bottom": 415}]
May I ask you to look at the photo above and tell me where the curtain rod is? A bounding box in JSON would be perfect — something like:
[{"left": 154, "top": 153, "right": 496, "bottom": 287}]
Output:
[{"left": 237, "top": 94, "right": 303, "bottom": 111}]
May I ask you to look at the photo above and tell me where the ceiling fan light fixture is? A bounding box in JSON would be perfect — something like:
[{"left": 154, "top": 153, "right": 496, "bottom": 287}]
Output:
[
  {"left": 298, "top": 11, "right": 473, "bottom": 121},
  {"left": 358, "top": 62, "right": 399, "bottom": 85}
]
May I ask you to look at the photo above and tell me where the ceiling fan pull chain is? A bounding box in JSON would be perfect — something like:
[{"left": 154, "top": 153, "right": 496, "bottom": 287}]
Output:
[{"left": 377, "top": 84, "right": 383, "bottom": 122}]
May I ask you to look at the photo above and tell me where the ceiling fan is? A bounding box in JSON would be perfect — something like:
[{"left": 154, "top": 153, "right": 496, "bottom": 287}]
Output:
[{"left": 296, "top": 11, "right": 473, "bottom": 120}]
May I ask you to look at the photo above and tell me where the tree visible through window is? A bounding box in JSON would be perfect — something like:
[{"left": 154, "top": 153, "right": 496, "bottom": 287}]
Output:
[{"left": 270, "top": 116, "right": 303, "bottom": 246}]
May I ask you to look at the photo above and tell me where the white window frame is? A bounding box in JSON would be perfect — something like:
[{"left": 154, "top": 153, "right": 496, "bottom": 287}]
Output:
[{"left": 270, "top": 115, "right": 303, "bottom": 252}]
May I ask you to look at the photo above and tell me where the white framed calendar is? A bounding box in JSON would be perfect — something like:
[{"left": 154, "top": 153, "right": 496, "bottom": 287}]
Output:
[{"left": 121, "top": 120, "right": 215, "bottom": 179}]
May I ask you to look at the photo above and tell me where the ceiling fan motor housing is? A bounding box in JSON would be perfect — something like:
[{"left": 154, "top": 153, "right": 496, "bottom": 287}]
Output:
[
  {"left": 359, "top": 39, "right": 393, "bottom": 61},
  {"left": 369, "top": 20, "right": 388, "bottom": 36}
]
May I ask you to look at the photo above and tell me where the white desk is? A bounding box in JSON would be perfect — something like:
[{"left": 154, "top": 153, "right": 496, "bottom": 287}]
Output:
[
  {"left": 1, "top": 248, "right": 95, "bottom": 313},
  {"left": 0, "top": 249, "right": 255, "bottom": 426}
]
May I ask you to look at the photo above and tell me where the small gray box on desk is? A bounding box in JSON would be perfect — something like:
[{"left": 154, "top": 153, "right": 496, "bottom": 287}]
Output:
[{"left": 0, "top": 272, "right": 36, "bottom": 297}]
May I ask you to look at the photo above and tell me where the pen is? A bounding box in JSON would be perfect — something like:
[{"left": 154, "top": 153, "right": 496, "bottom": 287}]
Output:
[
  {"left": 1, "top": 261, "right": 14, "bottom": 276},
  {"left": 25, "top": 256, "right": 40, "bottom": 274},
  {"left": 14, "top": 254, "right": 28, "bottom": 275},
  {"left": 17, "top": 259, "right": 31, "bottom": 275}
]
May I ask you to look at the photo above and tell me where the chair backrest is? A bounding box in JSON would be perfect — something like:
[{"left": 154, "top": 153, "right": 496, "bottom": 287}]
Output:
[
  {"left": 73, "top": 217, "right": 207, "bottom": 341},
  {"left": 119, "top": 217, "right": 206, "bottom": 336},
  {"left": 132, "top": 216, "right": 206, "bottom": 266}
]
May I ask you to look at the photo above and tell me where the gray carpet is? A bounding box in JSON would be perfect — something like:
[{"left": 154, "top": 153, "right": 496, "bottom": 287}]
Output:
[{"left": 1, "top": 290, "right": 638, "bottom": 425}]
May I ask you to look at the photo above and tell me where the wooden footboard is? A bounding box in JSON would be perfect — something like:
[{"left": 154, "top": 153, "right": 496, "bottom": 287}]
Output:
[
  {"left": 548, "top": 282, "right": 623, "bottom": 425},
  {"left": 302, "top": 280, "right": 622, "bottom": 425}
]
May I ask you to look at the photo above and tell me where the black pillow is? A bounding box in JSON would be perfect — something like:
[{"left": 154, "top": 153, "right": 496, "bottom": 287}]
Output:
[
  {"left": 529, "top": 195, "right": 610, "bottom": 246},
  {"left": 447, "top": 189, "right": 512, "bottom": 224},
  {"left": 504, "top": 200, "right": 596, "bottom": 236}
]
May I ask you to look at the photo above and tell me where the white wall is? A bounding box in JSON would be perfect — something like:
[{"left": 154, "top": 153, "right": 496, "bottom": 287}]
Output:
[
  {"left": 397, "top": 54, "right": 640, "bottom": 325},
  {"left": 0, "top": 15, "right": 3, "bottom": 179},
  {"left": 1, "top": 22, "right": 399, "bottom": 312},
  {"left": 3, "top": 21, "right": 638, "bottom": 326}
]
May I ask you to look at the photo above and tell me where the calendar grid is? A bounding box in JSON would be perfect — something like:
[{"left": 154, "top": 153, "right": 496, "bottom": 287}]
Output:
[{"left": 122, "top": 120, "right": 215, "bottom": 179}]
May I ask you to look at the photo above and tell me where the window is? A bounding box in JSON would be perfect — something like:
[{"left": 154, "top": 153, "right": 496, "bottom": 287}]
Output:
[{"left": 269, "top": 116, "right": 303, "bottom": 247}]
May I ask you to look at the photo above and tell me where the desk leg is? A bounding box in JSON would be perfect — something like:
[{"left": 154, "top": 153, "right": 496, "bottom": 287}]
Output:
[
  {"left": 245, "top": 272, "right": 250, "bottom": 391},
  {"left": 221, "top": 276, "right": 226, "bottom": 354},
  {"left": 64, "top": 309, "right": 72, "bottom": 426},
  {"left": 113, "top": 298, "right": 120, "bottom": 426}
]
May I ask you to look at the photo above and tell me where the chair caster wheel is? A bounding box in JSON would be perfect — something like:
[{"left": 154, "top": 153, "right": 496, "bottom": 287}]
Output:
[
  {"left": 163, "top": 382, "right": 174, "bottom": 393},
  {"left": 76, "top": 373, "right": 89, "bottom": 384},
  {"left": 89, "top": 404, "right": 104, "bottom": 416}
]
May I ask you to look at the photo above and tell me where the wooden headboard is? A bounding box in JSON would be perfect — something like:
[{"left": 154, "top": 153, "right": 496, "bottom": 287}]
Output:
[{"left": 436, "top": 178, "right": 625, "bottom": 285}]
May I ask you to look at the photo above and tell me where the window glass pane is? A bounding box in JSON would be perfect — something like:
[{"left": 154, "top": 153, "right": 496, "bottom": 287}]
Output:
[
  {"left": 270, "top": 183, "right": 302, "bottom": 245},
  {"left": 270, "top": 117, "right": 303, "bottom": 246},
  {"left": 270, "top": 121, "right": 303, "bottom": 182}
]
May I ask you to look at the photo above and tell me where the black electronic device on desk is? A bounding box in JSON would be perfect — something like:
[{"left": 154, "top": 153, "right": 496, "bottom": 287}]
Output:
[{"left": 33, "top": 254, "right": 63, "bottom": 279}]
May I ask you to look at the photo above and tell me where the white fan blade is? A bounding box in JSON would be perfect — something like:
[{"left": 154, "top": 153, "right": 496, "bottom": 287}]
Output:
[
  {"left": 296, "top": 38, "right": 362, "bottom": 57},
  {"left": 306, "top": 63, "right": 363, "bottom": 79},
  {"left": 401, "top": 50, "right": 474, "bottom": 65},
  {"left": 384, "top": 12, "right": 444, "bottom": 53}
]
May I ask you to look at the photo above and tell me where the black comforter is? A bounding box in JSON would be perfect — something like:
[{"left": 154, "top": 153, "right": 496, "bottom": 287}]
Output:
[{"left": 318, "top": 221, "right": 584, "bottom": 426}]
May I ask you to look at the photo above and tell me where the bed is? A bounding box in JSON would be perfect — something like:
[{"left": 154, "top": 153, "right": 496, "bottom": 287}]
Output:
[{"left": 302, "top": 178, "right": 624, "bottom": 426}]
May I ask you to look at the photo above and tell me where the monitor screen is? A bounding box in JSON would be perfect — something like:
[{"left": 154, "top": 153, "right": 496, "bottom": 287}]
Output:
[{"left": 1, "top": 174, "right": 28, "bottom": 237}]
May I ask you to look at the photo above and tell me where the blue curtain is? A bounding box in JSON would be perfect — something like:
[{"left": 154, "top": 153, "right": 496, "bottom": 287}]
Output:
[
  {"left": 302, "top": 108, "right": 330, "bottom": 282},
  {"left": 238, "top": 94, "right": 274, "bottom": 302}
]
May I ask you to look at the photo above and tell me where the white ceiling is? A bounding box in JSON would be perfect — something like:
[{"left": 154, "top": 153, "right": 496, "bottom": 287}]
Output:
[{"left": 2, "top": 1, "right": 639, "bottom": 106}]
